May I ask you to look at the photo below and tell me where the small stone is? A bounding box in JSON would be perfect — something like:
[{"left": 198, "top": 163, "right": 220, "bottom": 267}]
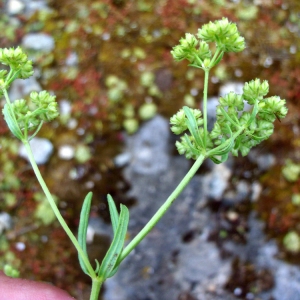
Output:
[
  {"left": 114, "top": 152, "right": 131, "bottom": 167},
  {"left": 9, "top": 77, "right": 42, "bottom": 101},
  {"left": 19, "top": 138, "right": 53, "bottom": 165},
  {"left": 58, "top": 145, "right": 75, "bottom": 160},
  {"left": 6, "top": 0, "right": 25, "bottom": 15},
  {"left": 15, "top": 242, "right": 26, "bottom": 251},
  {"left": 226, "top": 211, "right": 239, "bottom": 222},
  {"left": 59, "top": 100, "right": 72, "bottom": 116},
  {"left": 204, "top": 163, "right": 231, "bottom": 200},
  {"left": 219, "top": 82, "right": 244, "bottom": 97},
  {"left": 0, "top": 212, "right": 12, "bottom": 234},
  {"left": 138, "top": 103, "right": 157, "bottom": 120},
  {"left": 22, "top": 33, "right": 55, "bottom": 52}
]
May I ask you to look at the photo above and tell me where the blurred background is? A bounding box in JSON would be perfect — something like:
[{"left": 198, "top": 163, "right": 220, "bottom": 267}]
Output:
[{"left": 0, "top": 0, "right": 300, "bottom": 299}]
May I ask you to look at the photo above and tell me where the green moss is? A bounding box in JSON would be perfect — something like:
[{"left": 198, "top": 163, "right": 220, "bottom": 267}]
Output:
[
  {"left": 283, "top": 231, "right": 300, "bottom": 253},
  {"left": 138, "top": 103, "right": 157, "bottom": 120},
  {"left": 282, "top": 159, "right": 300, "bottom": 182}
]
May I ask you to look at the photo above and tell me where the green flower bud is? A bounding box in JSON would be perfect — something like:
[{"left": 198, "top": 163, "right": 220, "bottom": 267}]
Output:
[
  {"left": 19, "top": 60, "right": 34, "bottom": 79},
  {"left": 170, "top": 108, "right": 203, "bottom": 135},
  {"left": 0, "top": 47, "right": 34, "bottom": 79},
  {"left": 11, "top": 99, "right": 29, "bottom": 117},
  {"left": 203, "top": 58, "right": 211, "bottom": 68},
  {"left": 197, "top": 41, "right": 211, "bottom": 60},
  {"left": 219, "top": 92, "right": 244, "bottom": 111},
  {"left": 210, "top": 122, "right": 222, "bottom": 139},
  {"left": 238, "top": 112, "right": 252, "bottom": 126},
  {"left": 170, "top": 109, "right": 187, "bottom": 134},
  {"left": 181, "top": 33, "right": 198, "bottom": 50},
  {"left": 30, "top": 91, "right": 59, "bottom": 121},
  {"left": 197, "top": 18, "right": 245, "bottom": 53},
  {"left": 171, "top": 33, "right": 198, "bottom": 63},
  {"left": 175, "top": 136, "right": 198, "bottom": 160},
  {"left": 258, "top": 96, "right": 288, "bottom": 122},
  {"left": 256, "top": 119, "right": 274, "bottom": 138},
  {"left": 0, "top": 69, "right": 7, "bottom": 80},
  {"left": 242, "top": 79, "right": 269, "bottom": 104}
]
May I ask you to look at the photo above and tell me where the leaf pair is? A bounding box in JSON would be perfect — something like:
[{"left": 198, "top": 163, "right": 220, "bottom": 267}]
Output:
[{"left": 78, "top": 192, "right": 129, "bottom": 280}]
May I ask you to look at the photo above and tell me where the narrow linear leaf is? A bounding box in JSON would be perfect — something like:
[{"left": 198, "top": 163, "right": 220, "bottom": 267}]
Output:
[
  {"left": 107, "top": 265, "right": 120, "bottom": 278},
  {"left": 3, "top": 104, "right": 23, "bottom": 140},
  {"left": 212, "top": 51, "right": 224, "bottom": 67},
  {"left": 248, "top": 100, "right": 259, "bottom": 125},
  {"left": 95, "top": 259, "right": 100, "bottom": 274},
  {"left": 210, "top": 155, "right": 222, "bottom": 164},
  {"left": 183, "top": 106, "right": 204, "bottom": 148},
  {"left": 183, "top": 134, "right": 200, "bottom": 157},
  {"left": 78, "top": 192, "right": 93, "bottom": 275},
  {"left": 98, "top": 204, "right": 129, "bottom": 279},
  {"left": 107, "top": 194, "right": 119, "bottom": 234}
]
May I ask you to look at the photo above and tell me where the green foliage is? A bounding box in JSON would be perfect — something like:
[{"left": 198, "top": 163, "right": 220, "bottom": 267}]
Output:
[
  {"left": 0, "top": 47, "right": 33, "bottom": 81},
  {"left": 171, "top": 18, "right": 245, "bottom": 70},
  {"left": 283, "top": 231, "right": 300, "bottom": 253},
  {"left": 0, "top": 47, "right": 59, "bottom": 141},
  {"left": 170, "top": 19, "right": 288, "bottom": 161},
  {"left": 197, "top": 18, "right": 246, "bottom": 53},
  {"left": 4, "top": 264, "right": 20, "bottom": 278},
  {"left": 0, "top": 18, "right": 289, "bottom": 300},
  {"left": 78, "top": 192, "right": 93, "bottom": 275},
  {"left": 34, "top": 192, "right": 57, "bottom": 226}
]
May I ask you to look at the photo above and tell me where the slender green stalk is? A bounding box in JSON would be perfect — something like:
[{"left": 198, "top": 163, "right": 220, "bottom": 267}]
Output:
[
  {"left": 90, "top": 278, "right": 103, "bottom": 300},
  {"left": 202, "top": 69, "right": 210, "bottom": 147},
  {"left": 119, "top": 153, "right": 206, "bottom": 262},
  {"left": 22, "top": 140, "right": 96, "bottom": 278}
]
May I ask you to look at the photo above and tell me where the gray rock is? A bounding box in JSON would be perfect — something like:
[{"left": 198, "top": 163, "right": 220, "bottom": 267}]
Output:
[
  {"left": 125, "top": 115, "right": 170, "bottom": 174},
  {"left": 0, "top": 212, "right": 12, "bottom": 234},
  {"left": 104, "top": 116, "right": 235, "bottom": 300},
  {"left": 248, "top": 149, "right": 276, "bottom": 171},
  {"left": 24, "top": 0, "right": 49, "bottom": 16},
  {"left": 6, "top": 0, "right": 25, "bottom": 15},
  {"left": 22, "top": 33, "right": 55, "bottom": 52},
  {"left": 219, "top": 82, "right": 244, "bottom": 97},
  {"left": 203, "top": 163, "right": 232, "bottom": 200},
  {"left": 103, "top": 115, "right": 300, "bottom": 300},
  {"left": 207, "top": 97, "right": 219, "bottom": 130},
  {"left": 19, "top": 137, "right": 53, "bottom": 165},
  {"left": 114, "top": 152, "right": 131, "bottom": 168},
  {"left": 9, "top": 76, "right": 42, "bottom": 100}
]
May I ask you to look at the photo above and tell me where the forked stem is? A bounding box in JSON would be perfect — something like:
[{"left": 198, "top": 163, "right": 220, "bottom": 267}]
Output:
[
  {"left": 22, "top": 140, "right": 96, "bottom": 278},
  {"left": 119, "top": 153, "right": 206, "bottom": 262}
]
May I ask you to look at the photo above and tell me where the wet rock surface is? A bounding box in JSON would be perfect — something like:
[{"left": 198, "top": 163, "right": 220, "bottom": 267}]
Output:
[{"left": 104, "top": 116, "right": 300, "bottom": 300}]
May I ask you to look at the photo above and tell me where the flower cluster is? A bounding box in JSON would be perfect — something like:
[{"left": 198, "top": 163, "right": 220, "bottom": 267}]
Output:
[
  {"left": 0, "top": 47, "right": 59, "bottom": 141},
  {"left": 0, "top": 47, "right": 33, "bottom": 80},
  {"left": 170, "top": 107, "right": 213, "bottom": 160},
  {"left": 8, "top": 91, "right": 59, "bottom": 131},
  {"left": 211, "top": 79, "right": 287, "bottom": 157},
  {"left": 198, "top": 18, "right": 246, "bottom": 53},
  {"left": 171, "top": 18, "right": 245, "bottom": 69},
  {"left": 170, "top": 79, "right": 288, "bottom": 160},
  {"left": 170, "top": 33, "right": 211, "bottom": 66}
]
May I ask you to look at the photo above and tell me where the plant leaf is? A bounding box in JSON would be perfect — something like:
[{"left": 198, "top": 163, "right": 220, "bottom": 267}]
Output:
[
  {"left": 183, "top": 106, "right": 204, "bottom": 148},
  {"left": 107, "top": 265, "right": 120, "bottom": 278},
  {"left": 107, "top": 194, "right": 119, "bottom": 234},
  {"left": 98, "top": 204, "right": 129, "bottom": 279},
  {"left": 2, "top": 104, "right": 23, "bottom": 140},
  {"left": 78, "top": 192, "right": 93, "bottom": 275}
]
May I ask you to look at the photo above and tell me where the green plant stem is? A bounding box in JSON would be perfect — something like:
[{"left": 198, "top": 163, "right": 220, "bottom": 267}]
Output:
[
  {"left": 119, "top": 153, "right": 206, "bottom": 263},
  {"left": 90, "top": 277, "right": 103, "bottom": 300},
  {"left": 203, "top": 69, "right": 210, "bottom": 147},
  {"left": 22, "top": 140, "right": 96, "bottom": 278}
]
